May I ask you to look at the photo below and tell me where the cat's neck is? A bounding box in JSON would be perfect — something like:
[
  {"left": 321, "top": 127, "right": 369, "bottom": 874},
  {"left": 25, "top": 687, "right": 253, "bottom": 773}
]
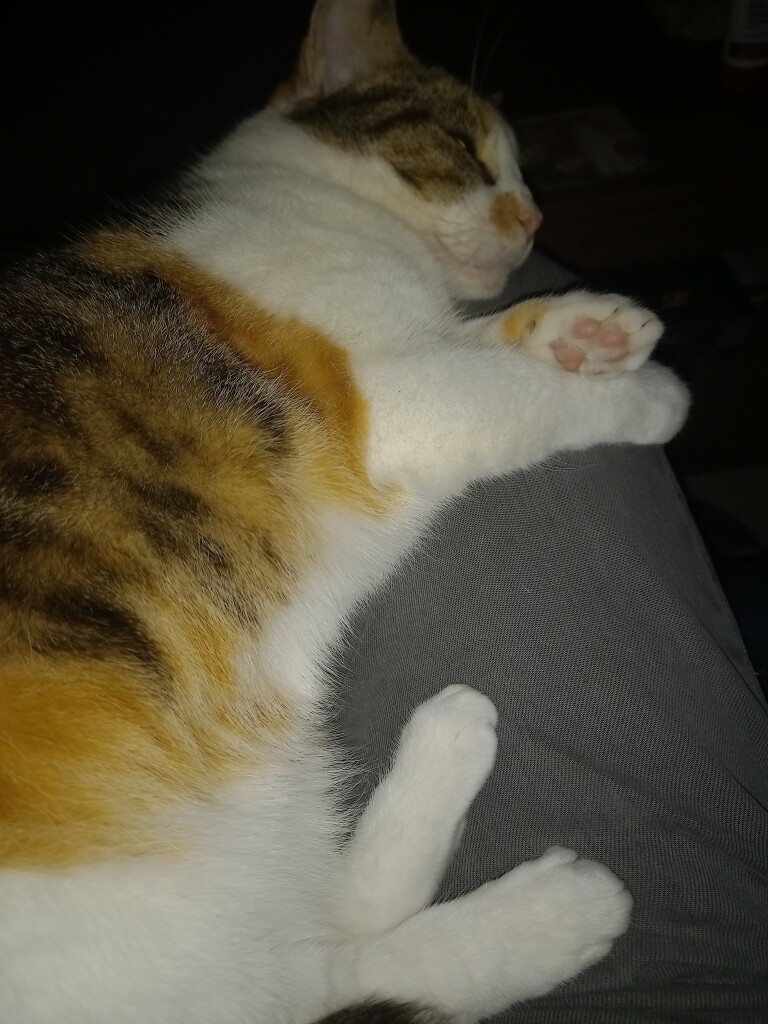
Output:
[{"left": 167, "top": 111, "right": 454, "bottom": 345}]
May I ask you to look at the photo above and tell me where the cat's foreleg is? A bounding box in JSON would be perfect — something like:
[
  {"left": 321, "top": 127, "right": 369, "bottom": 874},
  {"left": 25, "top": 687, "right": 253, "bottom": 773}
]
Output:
[
  {"left": 359, "top": 340, "right": 688, "bottom": 495},
  {"left": 336, "top": 686, "right": 497, "bottom": 934}
]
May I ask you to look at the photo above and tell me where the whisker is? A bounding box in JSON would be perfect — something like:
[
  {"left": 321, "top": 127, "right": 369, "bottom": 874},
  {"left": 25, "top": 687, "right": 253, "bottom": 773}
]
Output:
[
  {"left": 469, "top": 0, "right": 496, "bottom": 94},
  {"left": 478, "top": 0, "right": 525, "bottom": 96}
]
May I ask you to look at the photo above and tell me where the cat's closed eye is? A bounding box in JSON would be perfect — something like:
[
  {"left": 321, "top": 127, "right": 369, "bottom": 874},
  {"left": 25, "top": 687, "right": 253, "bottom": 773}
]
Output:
[{"left": 445, "top": 129, "right": 496, "bottom": 186}]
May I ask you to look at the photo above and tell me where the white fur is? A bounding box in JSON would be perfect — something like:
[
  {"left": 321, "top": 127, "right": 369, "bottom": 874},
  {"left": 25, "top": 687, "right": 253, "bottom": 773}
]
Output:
[{"left": 1, "top": 75, "right": 688, "bottom": 1024}]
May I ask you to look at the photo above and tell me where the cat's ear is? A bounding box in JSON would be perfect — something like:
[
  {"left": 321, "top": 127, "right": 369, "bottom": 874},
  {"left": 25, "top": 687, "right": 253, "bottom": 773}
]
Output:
[
  {"left": 301, "top": 0, "right": 407, "bottom": 94},
  {"left": 271, "top": 0, "right": 408, "bottom": 110}
]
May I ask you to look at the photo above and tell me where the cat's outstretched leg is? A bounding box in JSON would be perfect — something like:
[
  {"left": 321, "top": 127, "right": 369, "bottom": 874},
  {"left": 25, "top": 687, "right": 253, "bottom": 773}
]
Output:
[
  {"left": 472, "top": 290, "right": 663, "bottom": 376},
  {"left": 361, "top": 340, "right": 688, "bottom": 494},
  {"left": 336, "top": 685, "right": 497, "bottom": 934},
  {"left": 334, "top": 847, "right": 632, "bottom": 1024}
]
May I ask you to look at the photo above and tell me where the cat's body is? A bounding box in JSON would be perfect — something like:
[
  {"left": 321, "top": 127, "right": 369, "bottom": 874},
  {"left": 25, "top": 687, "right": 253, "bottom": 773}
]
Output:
[{"left": 0, "top": 2, "right": 688, "bottom": 1022}]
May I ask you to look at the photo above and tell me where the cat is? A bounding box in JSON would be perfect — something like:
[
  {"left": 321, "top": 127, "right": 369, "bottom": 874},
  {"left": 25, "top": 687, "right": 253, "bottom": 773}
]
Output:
[{"left": 0, "top": 1, "right": 689, "bottom": 1022}]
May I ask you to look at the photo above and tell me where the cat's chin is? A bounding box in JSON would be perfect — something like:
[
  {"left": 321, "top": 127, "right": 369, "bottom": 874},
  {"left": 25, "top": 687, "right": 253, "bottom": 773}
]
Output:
[
  {"left": 431, "top": 238, "right": 533, "bottom": 301},
  {"left": 449, "top": 267, "right": 510, "bottom": 301}
]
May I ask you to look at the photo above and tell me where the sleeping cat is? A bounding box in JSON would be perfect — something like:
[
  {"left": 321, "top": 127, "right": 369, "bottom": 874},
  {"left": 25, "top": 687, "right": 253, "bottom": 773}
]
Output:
[{"left": 0, "top": 1, "right": 689, "bottom": 1021}]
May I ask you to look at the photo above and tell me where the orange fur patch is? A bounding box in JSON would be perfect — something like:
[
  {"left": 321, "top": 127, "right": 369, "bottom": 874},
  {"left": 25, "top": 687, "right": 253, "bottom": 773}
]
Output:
[
  {"left": 501, "top": 299, "right": 547, "bottom": 344},
  {"left": 0, "top": 653, "right": 295, "bottom": 867},
  {"left": 0, "top": 660, "right": 185, "bottom": 866}
]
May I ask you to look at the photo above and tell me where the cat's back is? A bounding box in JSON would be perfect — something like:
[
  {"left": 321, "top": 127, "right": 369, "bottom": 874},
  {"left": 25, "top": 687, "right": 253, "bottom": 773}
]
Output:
[
  {"left": 0, "top": 225, "right": 362, "bottom": 1022},
  {"left": 0, "top": 212, "right": 381, "bottom": 860}
]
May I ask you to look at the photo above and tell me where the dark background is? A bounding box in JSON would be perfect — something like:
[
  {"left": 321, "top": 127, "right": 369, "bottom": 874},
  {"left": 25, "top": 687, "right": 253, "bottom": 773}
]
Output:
[{"left": 2, "top": 0, "right": 767, "bottom": 684}]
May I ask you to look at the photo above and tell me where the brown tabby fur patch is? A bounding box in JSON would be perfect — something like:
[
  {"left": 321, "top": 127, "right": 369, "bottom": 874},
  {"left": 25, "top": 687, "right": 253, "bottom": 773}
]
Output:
[
  {"left": 314, "top": 1000, "right": 450, "bottom": 1024},
  {"left": 0, "top": 227, "right": 385, "bottom": 867},
  {"left": 291, "top": 60, "right": 497, "bottom": 199}
]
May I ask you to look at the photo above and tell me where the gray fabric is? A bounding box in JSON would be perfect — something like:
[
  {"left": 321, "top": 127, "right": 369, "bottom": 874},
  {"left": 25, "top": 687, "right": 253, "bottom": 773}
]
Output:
[{"left": 331, "top": 253, "right": 768, "bottom": 1022}]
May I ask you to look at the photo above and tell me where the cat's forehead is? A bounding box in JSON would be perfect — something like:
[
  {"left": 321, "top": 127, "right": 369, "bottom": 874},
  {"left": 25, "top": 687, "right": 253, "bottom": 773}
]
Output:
[{"left": 291, "top": 61, "right": 504, "bottom": 201}]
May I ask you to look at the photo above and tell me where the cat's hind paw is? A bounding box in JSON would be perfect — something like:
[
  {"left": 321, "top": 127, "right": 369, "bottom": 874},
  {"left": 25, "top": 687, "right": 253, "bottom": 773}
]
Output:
[
  {"left": 481, "top": 846, "right": 633, "bottom": 1001},
  {"left": 511, "top": 847, "right": 633, "bottom": 971},
  {"left": 400, "top": 685, "right": 498, "bottom": 798}
]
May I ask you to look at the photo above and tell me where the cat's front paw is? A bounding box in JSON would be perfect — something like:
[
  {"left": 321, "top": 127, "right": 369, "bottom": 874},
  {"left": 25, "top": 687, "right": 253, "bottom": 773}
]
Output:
[
  {"left": 515, "top": 292, "right": 663, "bottom": 376},
  {"left": 619, "top": 362, "right": 690, "bottom": 445}
]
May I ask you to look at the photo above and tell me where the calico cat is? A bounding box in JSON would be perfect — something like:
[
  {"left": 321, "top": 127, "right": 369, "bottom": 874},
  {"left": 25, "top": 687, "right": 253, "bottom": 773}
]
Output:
[{"left": 0, "top": 1, "right": 689, "bottom": 1021}]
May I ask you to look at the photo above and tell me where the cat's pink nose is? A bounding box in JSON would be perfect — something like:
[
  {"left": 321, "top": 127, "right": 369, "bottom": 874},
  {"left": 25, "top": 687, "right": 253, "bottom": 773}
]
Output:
[
  {"left": 517, "top": 203, "right": 542, "bottom": 238},
  {"left": 490, "top": 193, "right": 543, "bottom": 239}
]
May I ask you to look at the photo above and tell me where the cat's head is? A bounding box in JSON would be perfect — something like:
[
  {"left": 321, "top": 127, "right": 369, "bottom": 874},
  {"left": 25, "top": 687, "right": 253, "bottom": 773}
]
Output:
[{"left": 272, "top": 0, "right": 541, "bottom": 300}]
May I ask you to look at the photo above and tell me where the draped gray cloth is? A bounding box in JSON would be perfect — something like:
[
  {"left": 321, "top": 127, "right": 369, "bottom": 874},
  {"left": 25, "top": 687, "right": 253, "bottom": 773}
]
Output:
[{"left": 332, "top": 253, "right": 768, "bottom": 1022}]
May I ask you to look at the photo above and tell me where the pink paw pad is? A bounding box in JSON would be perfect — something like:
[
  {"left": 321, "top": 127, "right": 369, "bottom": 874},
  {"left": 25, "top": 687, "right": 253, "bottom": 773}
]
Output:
[
  {"left": 552, "top": 340, "right": 586, "bottom": 371},
  {"left": 552, "top": 315, "right": 637, "bottom": 374}
]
